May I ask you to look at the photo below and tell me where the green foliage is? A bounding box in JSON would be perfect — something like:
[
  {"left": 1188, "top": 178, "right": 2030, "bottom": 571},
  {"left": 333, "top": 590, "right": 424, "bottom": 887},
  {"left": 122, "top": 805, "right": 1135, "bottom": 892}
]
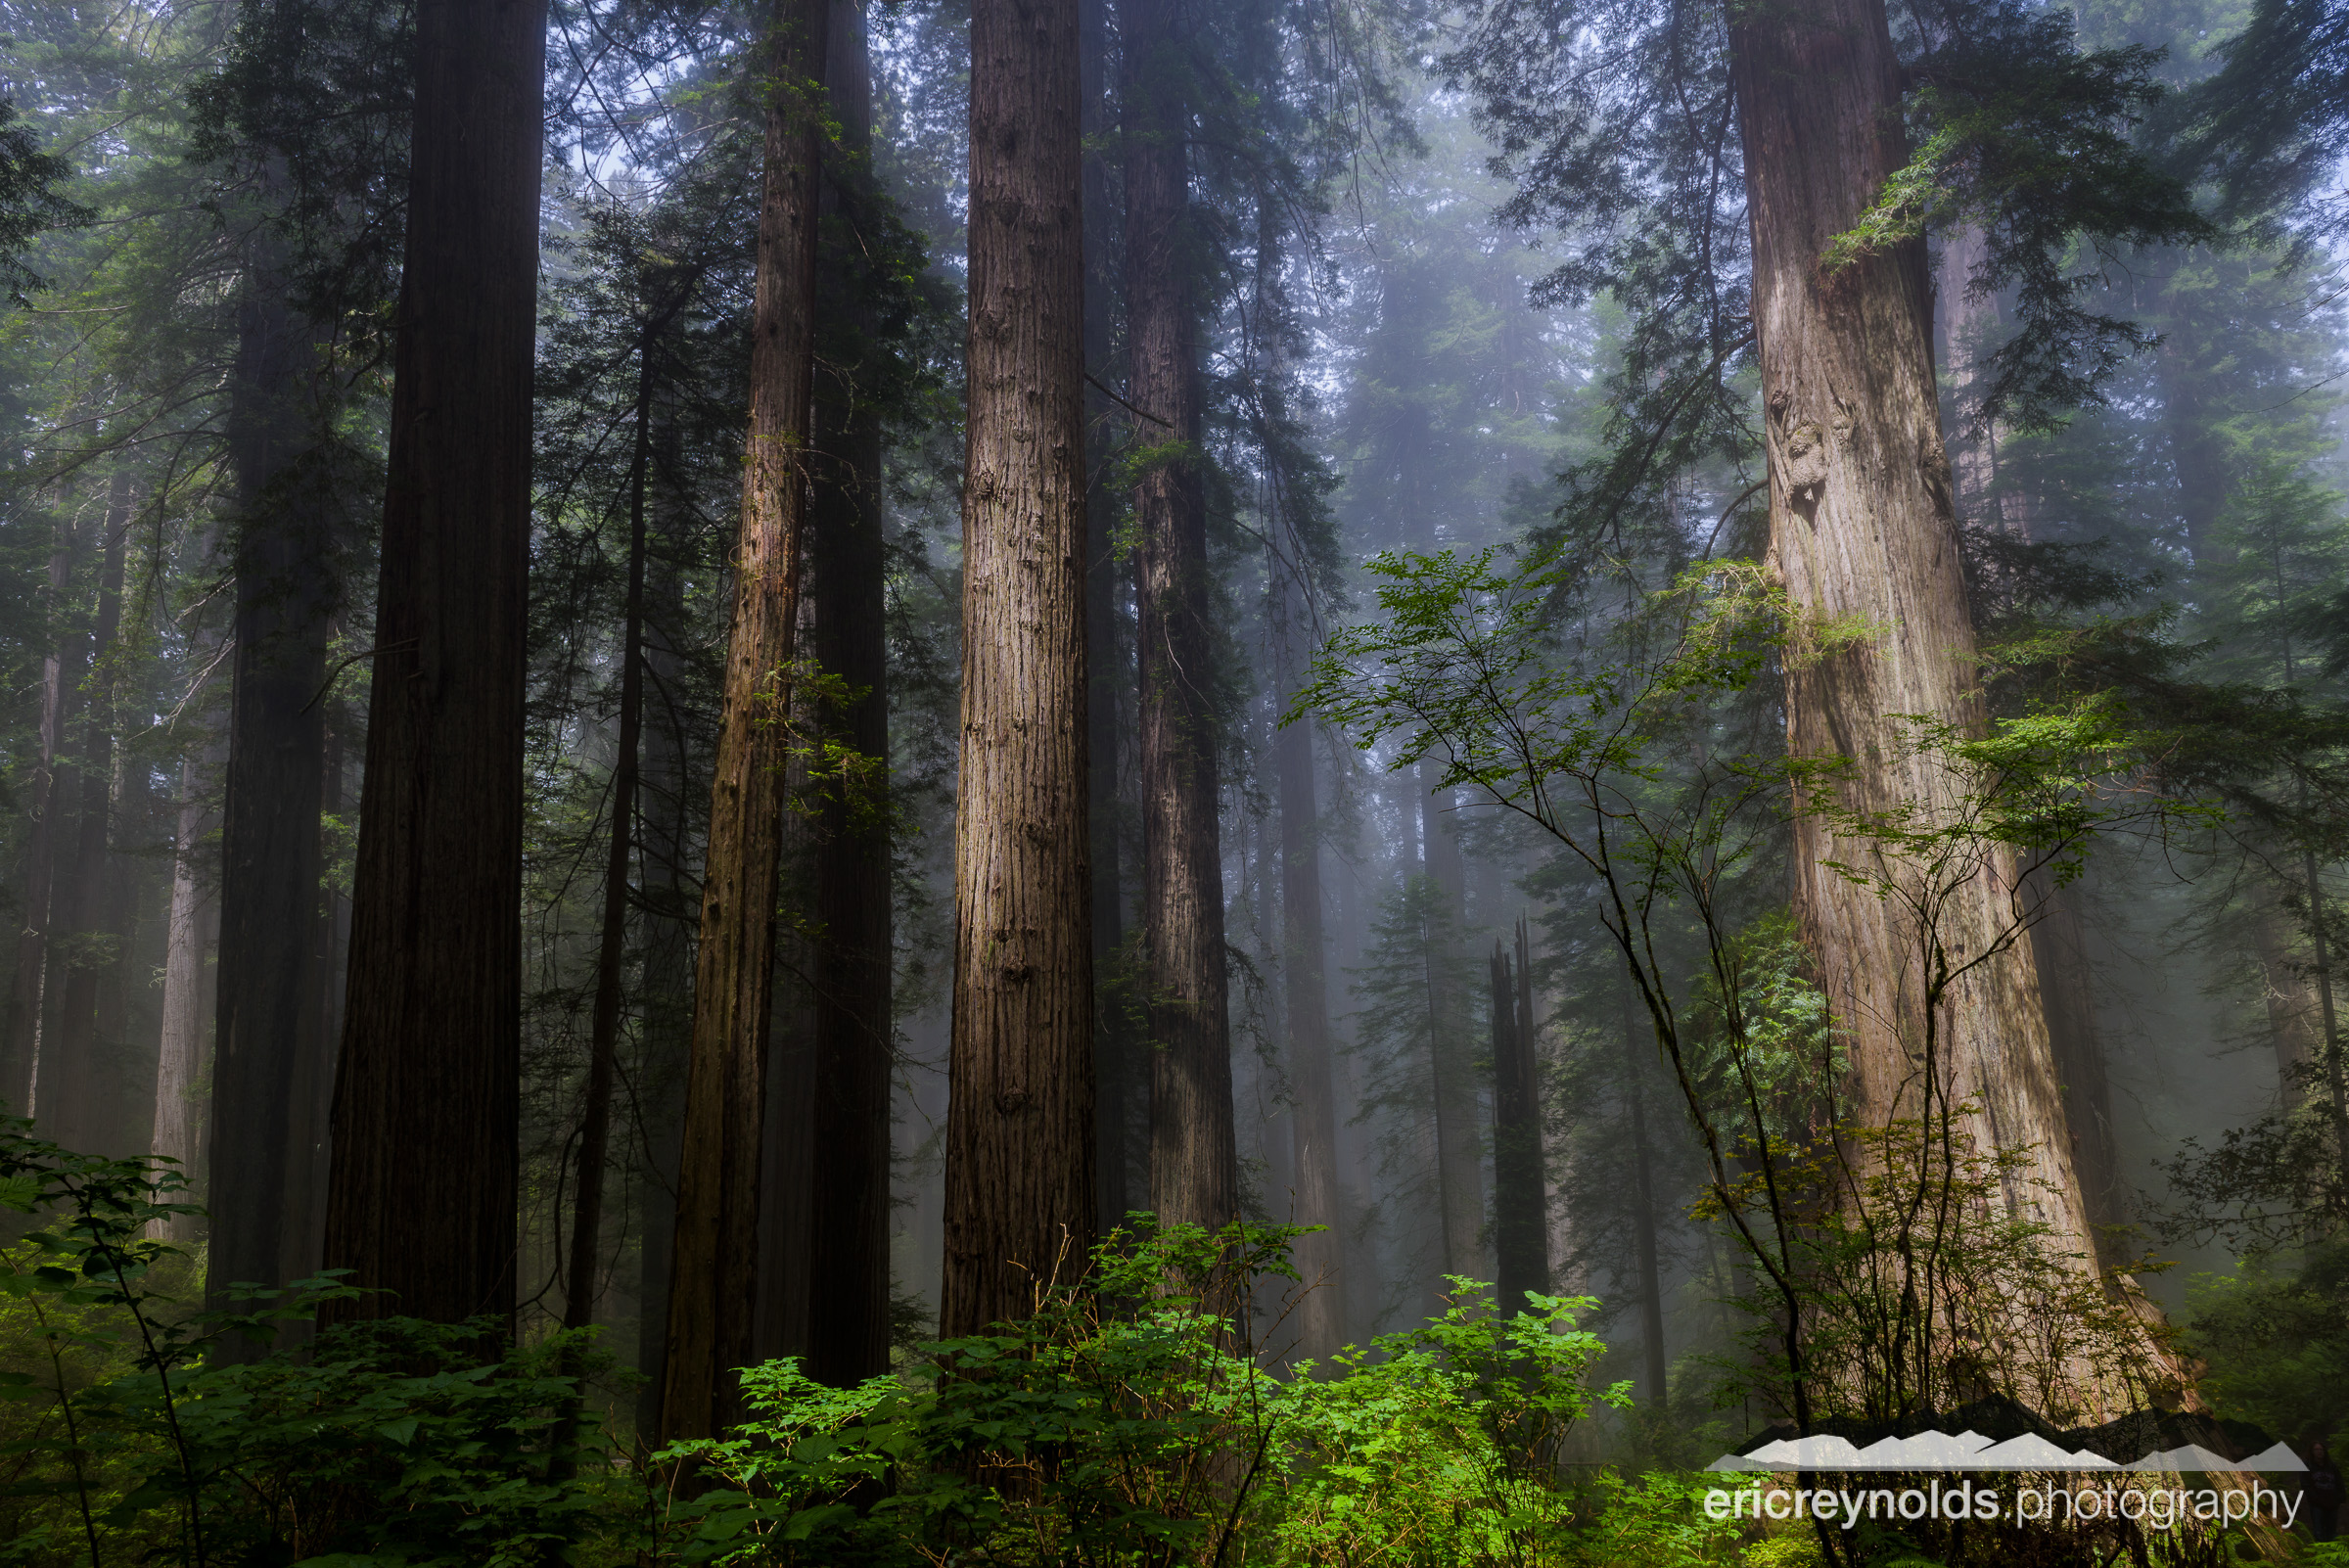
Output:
[{"left": 2179, "top": 1242, "right": 2349, "bottom": 1452}]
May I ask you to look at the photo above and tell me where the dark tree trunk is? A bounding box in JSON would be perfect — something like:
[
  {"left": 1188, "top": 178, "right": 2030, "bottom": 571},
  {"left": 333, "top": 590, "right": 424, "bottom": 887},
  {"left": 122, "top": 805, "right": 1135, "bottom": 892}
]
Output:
[
  {"left": 2026, "top": 867, "right": 2123, "bottom": 1242},
  {"left": 1128, "top": 0, "right": 1234, "bottom": 1233},
  {"left": 1622, "top": 982, "right": 1668, "bottom": 1407},
  {"left": 564, "top": 316, "right": 658, "bottom": 1341},
  {"left": 659, "top": 0, "right": 829, "bottom": 1443},
  {"left": 210, "top": 265, "right": 333, "bottom": 1319},
  {"left": 800, "top": 0, "right": 894, "bottom": 1387},
  {"left": 1419, "top": 772, "right": 1483, "bottom": 1278},
  {"left": 1081, "top": 0, "right": 1130, "bottom": 1236},
  {"left": 5, "top": 514, "right": 80, "bottom": 1114},
  {"left": 1730, "top": 0, "right": 2100, "bottom": 1275},
  {"left": 1490, "top": 920, "right": 1548, "bottom": 1314},
  {"left": 1277, "top": 590, "right": 1347, "bottom": 1360},
  {"left": 941, "top": 0, "right": 1096, "bottom": 1338},
  {"left": 46, "top": 471, "right": 130, "bottom": 1154},
  {"left": 323, "top": 0, "right": 546, "bottom": 1330}
]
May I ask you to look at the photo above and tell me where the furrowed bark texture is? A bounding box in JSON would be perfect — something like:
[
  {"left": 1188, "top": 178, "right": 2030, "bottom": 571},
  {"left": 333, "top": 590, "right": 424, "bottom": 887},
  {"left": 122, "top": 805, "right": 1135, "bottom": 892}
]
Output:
[
  {"left": 941, "top": 0, "right": 1096, "bottom": 1339},
  {"left": 802, "top": 0, "right": 893, "bottom": 1387},
  {"left": 661, "top": 0, "right": 828, "bottom": 1442},
  {"left": 1128, "top": 0, "right": 1235, "bottom": 1232},
  {"left": 152, "top": 759, "right": 209, "bottom": 1246},
  {"left": 323, "top": 0, "right": 545, "bottom": 1328},
  {"left": 44, "top": 472, "right": 129, "bottom": 1154},
  {"left": 1277, "top": 622, "right": 1347, "bottom": 1361},
  {"left": 211, "top": 269, "right": 332, "bottom": 1318},
  {"left": 1490, "top": 921, "right": 1548, "bottom": 1316},
  {"left": 1729, "top": 0, "right": 2101, "bottom": 1320}
]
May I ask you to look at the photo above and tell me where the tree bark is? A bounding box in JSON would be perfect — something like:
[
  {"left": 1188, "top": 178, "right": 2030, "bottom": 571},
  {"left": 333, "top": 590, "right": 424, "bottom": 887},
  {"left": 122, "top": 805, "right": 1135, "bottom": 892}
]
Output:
[
  {"left": 323, "top": 0, "right": 545, "bottom": 1330},
  {"left": 659, "top": 0, "right": 828, "bottom": 1442},
  {"left": 941, "top": 0, "right": 1096, "bottom": 1338},
  {"left": 1622, "top": 980, "right": 1668, "bottom": 1407},
  {"left": 1418, "top": 773, "right": 1485, "bottom": 1278},
  {"left": 1730, "top": 0, "right": 2103, "bottom": 1298},
  {"left": 1128, "top": 0, "right": 1235, "bottom": 1233},
  {"left": 5, "top": 512, "right": 80, "bottom": 1115},
  {"left": 1490, "top": 921, "right": 1548, "bottom": 1315},
  {"left": 1278, "top": 605, "right": 1347, "bottom": 1360},
  {"left": 44, "top": 470, "right": 131, "bottom": 1155},
  {"left": 800, "top": 0, "right": 893, "bottom": 1387},
  {"left": 210, "top": 261, "right": 333, "bottom": 1320},
  {"left": 152, "top": 759, "right": 210, "bottom": 1246}
]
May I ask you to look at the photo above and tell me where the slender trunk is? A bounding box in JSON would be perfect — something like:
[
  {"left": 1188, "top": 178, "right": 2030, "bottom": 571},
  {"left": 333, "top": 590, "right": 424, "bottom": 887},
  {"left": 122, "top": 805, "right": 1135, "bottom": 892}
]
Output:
[
  {"left": 5, "top": 514, "right": 80, "bottom": 1114},
  {"left": 284, "top": 701, "right": 345, "bottom": 1297},
  {"left": 1622, "top": 981, "right": 1668, "bottom": 1407},
  {"left": 941, "top": 0, "right": 1096, "bottom": 1338},
  {"left": 1081, "top": 0, "right": 1130, "bottom": 1235},
  {"left": 1127, "top": 0, "right": 1233, "bottom": 1233},
  {"left": 659, "top": 0, "right": 828, "bottom": 1441},
  {"left": 789, "top": 0, "right": 895, "bottom": 1387},
  {"left": 565, "top": 319, "right": 656, "bottom": 1340},
  {"left": 1419, "top": 774, "right": 1484, "bottom": 1277},
  {"left": 2253, "top": 887, "right": 2322, "bottom": 1088},
  {"left": 46, "top": 472, "right": 130, "bottom": 1154},
  {"left": 323, "top": 0, "right": 546, "bottom": 1330},
  {"left": 1490, "top": 921, "right": 1548, "bottom": 1314},
  {"left": 151, "top": 760, "right": 209, "bottom": 1245},
  {"left": 1730, "top": 0, "right": 2103, "bottom": 1314},
  {"left": 1277, "top": 605, "right": 1346, "bottom": 1360}
]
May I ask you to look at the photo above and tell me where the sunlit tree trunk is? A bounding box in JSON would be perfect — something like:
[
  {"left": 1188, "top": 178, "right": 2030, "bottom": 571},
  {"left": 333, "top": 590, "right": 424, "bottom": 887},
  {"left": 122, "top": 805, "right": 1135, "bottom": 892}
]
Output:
[
  {"left": 151, "top": 759, "right": 211, "bottom": 1245},
  {"left": 941, "top": 0, "right": 1096, "bottom": 1338},
  {"left": 1729, "top": 0, "right": 2100, "bottom": 1283},
  {"left": 324, "top": 0, "right": 546, "bottom": 1331},
  {"left": 661, "top": 0, "right": 829, "bottom": 1441}
]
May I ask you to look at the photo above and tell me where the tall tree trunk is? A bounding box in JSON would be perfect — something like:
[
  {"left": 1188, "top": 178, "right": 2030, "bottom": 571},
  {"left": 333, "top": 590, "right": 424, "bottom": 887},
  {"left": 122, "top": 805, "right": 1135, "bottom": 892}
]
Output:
[
  {"left": 564, "top": 314, "right": 658, "bottom": 1341},
  {"left": 2026, "top": 866, "right": 2122, "bottom": 1240},
  {"left": 1622, "top": 981, "right": 1668, "bottom": 1408},
  {"left": 45, "top": 472, "right": 131, "bottom": 1154},
  {"left": 941, "top": 0, "right": 1096, "bottom": 1338},
  {"left": 6, "top": 513, "right": 80, "bottom": 1114},
  {"left": 323, "top": 0, "right": 546, "bottom": 1330},
  {"left": 1277, "top": 604, "right": 1347, "bottom": 1360},
  {"left": 1081, "top": 0, "right": 1130, "bottom": 1237},
  {"left": 1418, "top": 774, "right": 1484, "bottom": 1278},
  {"left": 152, "top": 759, "right": 210, "bottom": 1245},
  {"left": 799, "top": 0, "right": 894, "bottom": 1388},
  {"left": 659, "top": 0, "right": 828, "bottom": 1443},
  {"left": 1128, "top": 0, "right": 1234, "bottom": 1232},
  {"left": 210, "top": 264, "right": 333, "bottom": 1321},
  {"left": 1490, "top": 921, "right": 1548, "bottom": 1314},
  {"left": 1729, "top": 0, "right": 2103, "bottom": 1303}
]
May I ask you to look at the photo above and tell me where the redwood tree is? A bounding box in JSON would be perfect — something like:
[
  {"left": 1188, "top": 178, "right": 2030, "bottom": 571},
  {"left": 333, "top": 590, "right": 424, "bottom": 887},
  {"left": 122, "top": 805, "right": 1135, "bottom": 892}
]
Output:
[
  {"left": 322, "top": 0, "right": 546, "bottom": 1329},
  {"left": 941, "top": 0, "right": 1096, "bottom": 1340},
  {"left": 660, "top": 0, "right": 830, "bottom": 1442}
]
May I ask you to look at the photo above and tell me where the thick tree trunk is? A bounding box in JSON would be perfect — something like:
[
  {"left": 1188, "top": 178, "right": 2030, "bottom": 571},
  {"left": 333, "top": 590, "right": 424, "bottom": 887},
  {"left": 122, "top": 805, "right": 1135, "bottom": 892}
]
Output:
[
  {"left": 1278, "top": 610, "right": 1347, "bottom": 1360},
  {"left": 941, "top": 0, "right": 1096, "bottom": 1338},
  {"left": 1490, "top": 921, "right": 1548, "bottom": 1315},
  {"left": 1081, "top": 0, "right": 1131, "bottom": 1235},
  {"left": 2026, "top": 866, "right": 2123, "bottom": 1239},
  {"left": 323, "top": 0, "right": 545, "bottom": 1330},
  {"left": 5, "top": 515, "right": 80, "bottom": 1115},
  {"left": 800, "top": 0, "right": 894, "bottom": 1387},
  {"left": 1127, "top": 0, "right": 1234, "bottom": 1234},
  {"left": 210, "top": 266, "right": 333, "bottom": 1319},
  {"left": 660, "top": 0, "right": 828, "bottom": 1443},
  {"left": 152, "top": 759, "right": 210, "bottom": 1245},
  {"left": 45, "top": 472, "right": 131, "bottom": 1154},
  {"left": 1729, "top": 0, "right": 2101, "bottom": 1291}
]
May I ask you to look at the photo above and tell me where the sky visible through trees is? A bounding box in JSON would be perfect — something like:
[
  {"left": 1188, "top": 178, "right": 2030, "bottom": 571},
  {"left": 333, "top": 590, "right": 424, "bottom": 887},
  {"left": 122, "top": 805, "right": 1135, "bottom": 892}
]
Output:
[{"left": 3, "top": 0, "right": 2349, "bottom": 1557}]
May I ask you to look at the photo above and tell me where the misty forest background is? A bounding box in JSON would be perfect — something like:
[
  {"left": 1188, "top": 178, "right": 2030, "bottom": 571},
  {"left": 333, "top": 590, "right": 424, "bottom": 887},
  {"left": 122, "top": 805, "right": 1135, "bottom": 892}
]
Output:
[{"left": 1, "top": 0, "right": 2349, "bottom": 1560}]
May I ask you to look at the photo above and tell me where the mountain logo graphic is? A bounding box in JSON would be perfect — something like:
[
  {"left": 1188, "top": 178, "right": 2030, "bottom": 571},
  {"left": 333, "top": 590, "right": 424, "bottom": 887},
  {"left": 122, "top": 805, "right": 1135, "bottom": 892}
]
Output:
[{"left": 1704, "top": 1431, "right": 2308, "bottom": 1473}]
